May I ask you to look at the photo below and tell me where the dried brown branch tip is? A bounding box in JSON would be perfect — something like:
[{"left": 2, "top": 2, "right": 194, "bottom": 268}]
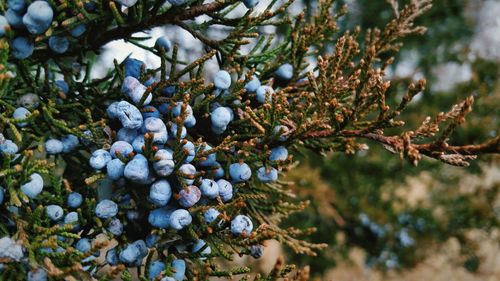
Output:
[{"left": 0, "top": 0, "right": 498, "bottom": 280}]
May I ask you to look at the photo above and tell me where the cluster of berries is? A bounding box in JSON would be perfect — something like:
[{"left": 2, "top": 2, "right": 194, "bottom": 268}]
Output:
[
  {"left": 0, "top": 0, "right": 87, "bottom": 59},
  {"left": 83, "top": 51, "right": 295, "bottom": 275},
  {"left": 76, "top": 55, "right": 294, "bottom": 278}
]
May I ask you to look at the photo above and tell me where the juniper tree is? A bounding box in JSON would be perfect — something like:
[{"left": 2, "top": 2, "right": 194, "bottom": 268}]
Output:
[{"left": 0, "top": 0, "right": 498, "bottom": 280}]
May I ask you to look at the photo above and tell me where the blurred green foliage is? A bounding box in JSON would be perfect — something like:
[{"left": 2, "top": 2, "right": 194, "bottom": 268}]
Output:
[{"left": 283, "top": 0, "right": 500, "bottom": 276}]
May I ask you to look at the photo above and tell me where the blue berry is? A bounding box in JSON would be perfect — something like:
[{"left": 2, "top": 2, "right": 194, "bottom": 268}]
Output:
[
  {"left": 197, "top": 144, "right": 217, "bottom": 166},
  {"left": 0, "top": 139, "right": 19, "bottom": 155},
  {"left": 107, "top": 158, "right": 126, "bottom": 180},
  {"left": 229, "top": 162, "right": 252, "bottom": 182},
  {"left": 132, "top": 134, "right": 145, "bottom": 153},
  {"left": 269, "top": 146, "right": 288, "bottom": 161},
  {"left": 169, "top": 209, "right": 192, "bottom": 230},
  {"left": 256, "top": 85, "right": 274, "bottom": 103},
  {"left": 153, "top": 149, "right": 175, "bottom": 176},
  {"left": 107, "top": 218, "right": 123, "bottom": 236},
  {"left": 148, "top": 207, "right": 174, "bottom": 229},
  {"left": 64, "top": 211, "right": 79, "bottom": 229},
  {"left": 211, "top": 124, "right": 227, "bottom": 135},
  {"left": 0, "top": 9, "right": 10, "bottom": 31},
  {"left": 20, "top": 173, "right": 44, "bottom": 199},
  {"left": 178, "top": 185, "right": 201, "bottom": 208},
  {"left": 106, "top": 248, "right": 119, "bottom": 265},
  {"left": 244, "top": 75, "right": 261, "bottom": 92},
  {"left": 144, "top": 77, "right": 156, "bottom": 87},
  {"left": 95, "top": 199, "right": 118, "bottom": 219},
  {"left": 155, "top": 36, "right": 172, "bottom": 52},
  {"left": 124, "top": 154, "right": 150, "bottom": 183},
  {"left": 168, "top": 0, "right": 186, "bottom": 6},
  {"left": 17, "top": 93, "right": 40, "bottom": 109},
  {"left": 45, "top": 139, "right": 63, "bottom": 154},
  {"left": 75, "top": 238, "right": 91, "bottom": 253},
  {"left": 162, "top": 85, "right": 176, "bottom": 97},
  {"left": 0, "top": 187, "right": 4, "bottom": 205},
  {"left": 27, "top": 268, "right": 47, "bottom": 281},
  {"left": 61, "top": 134, "right": 79, "bottom": 153},
  {"left": 122, "top": 76, "right": 152, "bottom": 105},
  {"left": 217, "top": 179, "right": 233, "bottom": 202},
  {"left": 275, "top": 63, "right": 293, "bottom": 80},
  {"left": 143, "top": 117, "right": 168, "bottom": 144},
  {"left": 0, "top": 236, "right": 24, "bottom": 261},
  {"left": 256, "top": 166, "right": 278, "bottom": 182},
  {"left": 55, "top": 80, "right": 69, "bottom": 94},
  {"left": 116, "top": 0, "right": 138, "bottom": 7},
  {"left": 123, "top": 58, "right": 144, "bottom": 79},
  {"left": 13, "top": 107, "right": 30, "bottom": 127},
  {"left": 212, "top": 162, "right": 225, "bottom": 179},
  {"left": 250, "top": 244, "right": 264, "bottom": 258},
  {"left": 178, "top": 164, "right": 196, "bottom": 185},
  {"left": 171, "top": 259, "right": 186, "bottom": 281},
  {"left": 110, "top": 141, "right": 134, "bottom": 158},
  {"left": 142, "top": 116, "right": 166, "bottom": 132},
  {"left": 231, "top": 215, "right": 253, "bottom": 236},
  {"left": 213, "top": 70, "right": 231, "bottom": 90},
  {"left": 133, "top": 240, "right": 148, "bottom": 260},
  {"left": 192, "top": 239, "right": 211, "bottom": 256},
  {"left": 243, "top": 0, "right": 259, "bottom": 8},
  {"left": 158, "top": 102, "right": 169, "bottom": 114},
  {"left": 8, "top": 0, "right": 26, "bottom": 12},
  {"left": 204, "top": 208, "right": 220, "bottom": 223},
  {"left": 116, "top": 101, "right": 144, "bottom": 130},
  {"left": 148, "top": 260, "right": 165, "bottom": 280},
  {"left": 79, "top": 130, "right": 92, "bottom": 145},
  {"left": 169, "top": 123, "right": 187, "bottom": 139},
  {"left": 182, "top": 141, "right": 195, "bottom": 163},
  {"left": 200, "top": 179, "right": 219, "bottom": 199},
  {"left": 272, "top": 125, "right": 290, "bottom": 141},
  {"left": 89, "top": 149, "right": 112, "bottom": 170},
  {"left": 70, "top": 24, "right": 86, "bottom": 37},
  {"left": 117, "top": 128, "right": 139, "bottom": 143},
  {"left": 48, "top": 36, "right": 69, "bottom": 54},
  {"left": 22, "top": 1, "right": 53, "bottom": 35},
  {"left": 184, "top": 115, "right": 197, "bottom": 128},
  {"left": 171, "top": 102, "right": 192, "bottom": 117},
  {"left": 67, "top": 192, "right": 83, "bottom": 208},
  {"left": 5, "top": 10, "right": 22, "bottom": 30},
  {"left": 145, "top": 234, "right": 159, "bottom": 247},
  {"left": 142, "top": 105, "right": 161, "bottom": 119},
  {"left": 107, "top": 101, "right": 120, "bottom": 119},
  {"left": 119, "top": 243, "right": 140, "bottom": 264},
  {"left": 211, "top": 106, "right": 233, "bottom": 128},
  {"left": 149, "top": 180, "right": 172, "bottom": 206},
  {"left": 45, "top": 205, "right": 64, "bottom": 221},
  {"left": 11, "top": 37, "right": 34, "bottom": 59}
]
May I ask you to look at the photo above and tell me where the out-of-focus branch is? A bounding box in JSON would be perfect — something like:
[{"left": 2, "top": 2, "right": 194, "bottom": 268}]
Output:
[
  {"left": 91, "top": 1, "right": 232, "bottom": 49},
  {"left": 338, "top": 130, "right": 499, "bottom": 166}
]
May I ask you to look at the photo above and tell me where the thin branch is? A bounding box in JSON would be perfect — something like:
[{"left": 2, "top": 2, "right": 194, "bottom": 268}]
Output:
[{"left": 29, "top": 1, "right": 234, "bottom": 61}]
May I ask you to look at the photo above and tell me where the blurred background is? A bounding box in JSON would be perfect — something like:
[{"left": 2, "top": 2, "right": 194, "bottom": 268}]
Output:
[
  {"left": 273, "top": 0, "right": 500, "bottom": 280},
  {"left": 94, "top": 0, "right": 500, "bottom": 279}
]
